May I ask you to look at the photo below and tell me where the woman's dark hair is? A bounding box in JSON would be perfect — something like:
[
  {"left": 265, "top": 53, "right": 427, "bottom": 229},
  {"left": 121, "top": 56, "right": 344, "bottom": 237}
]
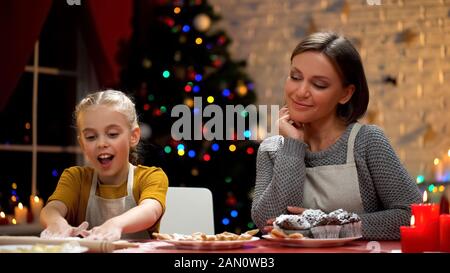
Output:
[{"left": 291, "top": 32, "right": 369, "bottom": 123}]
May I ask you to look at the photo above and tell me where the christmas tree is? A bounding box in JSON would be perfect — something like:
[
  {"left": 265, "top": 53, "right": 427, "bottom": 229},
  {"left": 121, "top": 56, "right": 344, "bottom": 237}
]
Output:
[{"left": 120, "top": 0, "right": 258, "bottom": 234}]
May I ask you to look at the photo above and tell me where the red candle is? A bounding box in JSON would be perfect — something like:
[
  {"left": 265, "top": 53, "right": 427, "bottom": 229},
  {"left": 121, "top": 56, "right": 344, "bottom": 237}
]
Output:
[
  {"left": 440, "top": 214, "right": 450, "bottom": 253},
  {"left": 411, "top": 191, "right": 440, "bottom": 252},
  {"left": 401, "top": 216, "right": 426, "bottom": 253}
]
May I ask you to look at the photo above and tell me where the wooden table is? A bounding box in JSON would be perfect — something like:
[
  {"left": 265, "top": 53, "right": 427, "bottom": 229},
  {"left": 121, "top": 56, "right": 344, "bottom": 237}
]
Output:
[
  {"left": 0, "top": 223, "right": 43, "bottom": 236},
  {"left": 115, "top": 239, "right": 401, "bottom": 253},
  {"left": 112, "top": 239, "right": 403, "bottom": 271}
]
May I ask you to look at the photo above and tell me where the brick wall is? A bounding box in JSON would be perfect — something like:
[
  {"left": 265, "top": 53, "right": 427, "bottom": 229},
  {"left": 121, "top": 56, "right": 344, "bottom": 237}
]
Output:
[{"left": 209, "top": 0, "right": 450, "bottom": 181}]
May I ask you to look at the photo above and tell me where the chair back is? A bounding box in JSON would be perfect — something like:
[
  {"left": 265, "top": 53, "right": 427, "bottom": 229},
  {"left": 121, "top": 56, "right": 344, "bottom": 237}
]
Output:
[{"left": 159, "top": 187, "right": 215, "bottom": 234}]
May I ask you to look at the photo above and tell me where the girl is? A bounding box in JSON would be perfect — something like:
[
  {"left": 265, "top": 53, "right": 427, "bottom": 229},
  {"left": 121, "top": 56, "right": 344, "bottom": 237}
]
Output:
[
  {"left": 40, "top": 90, "right": 168, "bottom": 241},
  {"left": 251, "top": 32, "right": 421, "bottom": 240}
]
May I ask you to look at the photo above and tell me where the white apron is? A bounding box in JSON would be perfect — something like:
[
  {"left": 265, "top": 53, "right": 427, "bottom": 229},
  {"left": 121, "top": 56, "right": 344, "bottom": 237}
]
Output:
[
  {"left": 303, "top": 123, "right": 365, "bottom": 213},
  {"left": 85, "top": 163, "right": 150, "bottom": 239}
]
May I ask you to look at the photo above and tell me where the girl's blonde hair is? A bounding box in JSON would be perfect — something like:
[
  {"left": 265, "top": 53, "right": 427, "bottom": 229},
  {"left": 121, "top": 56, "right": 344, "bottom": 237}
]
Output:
[{"left": 74, "top": 89, "right": 140, "bottom": 164}]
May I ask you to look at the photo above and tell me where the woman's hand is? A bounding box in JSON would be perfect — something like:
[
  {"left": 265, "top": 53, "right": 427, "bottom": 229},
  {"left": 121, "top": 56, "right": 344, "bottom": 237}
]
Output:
[
  {"left": 287, "top": 206, "right": 306, "bottom": 214},
  {"left": 263, "top": 218, "right": 275, "bottom": 233},
  {"left": 277, "top": 106, "right": 304, "bottom": 141},
  {"left": 40, "top": 221, "right": 89, "bottom": 239},
  {"left": 263, "top": 206, "right": 306, "bottom": 233},
  {"left": 83, "top": 218, "right": 122, "bottom": 241}
]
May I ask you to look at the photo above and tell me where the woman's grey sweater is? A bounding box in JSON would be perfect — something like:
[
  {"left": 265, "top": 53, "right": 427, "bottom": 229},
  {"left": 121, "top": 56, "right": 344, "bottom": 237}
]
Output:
[{"left": 251, "top": 123, "right": 422, "bottom": 240}]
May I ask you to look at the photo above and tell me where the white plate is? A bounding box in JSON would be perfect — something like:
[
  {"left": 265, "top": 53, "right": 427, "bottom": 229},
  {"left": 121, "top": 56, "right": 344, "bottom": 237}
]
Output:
[
  {"left": 161, "top": 237, "right": 260, "bottom": 250},
  {"left": 262, "top": 235, "right": 362, "bottom": 248},
  {"left": 0, "top": 243, "right": 88, "bottom": 253}
]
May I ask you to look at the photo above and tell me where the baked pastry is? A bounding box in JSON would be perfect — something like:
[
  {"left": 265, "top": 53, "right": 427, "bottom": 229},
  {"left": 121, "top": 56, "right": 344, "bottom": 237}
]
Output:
[
  {"left": 273, "top": 214, "right": 312, "bottom": 237},
  {"left": 273, "top": 208, "right": 362, "bottom": 239},
  {"left": 333, "top": 209, "right": 362, "bottom": 238},
  {"left": 270, "top": 228, "right": 304, "bottom": 239}
]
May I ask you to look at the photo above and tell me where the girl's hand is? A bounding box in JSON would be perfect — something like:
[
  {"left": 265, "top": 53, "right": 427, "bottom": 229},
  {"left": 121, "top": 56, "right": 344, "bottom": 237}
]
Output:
[
  {"left": 83, "top": 219, "right": 122, "bottom": 241},
  {"left": 40, "top": 221, "right": 89, "bottom": 239},
  {"left": 277, "top": 106, "right": 304, "bottom": 141}
]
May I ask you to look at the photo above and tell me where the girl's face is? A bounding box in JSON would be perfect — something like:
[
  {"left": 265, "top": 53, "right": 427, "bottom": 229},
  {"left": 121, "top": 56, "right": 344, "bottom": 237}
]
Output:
[
  {"left": 284, "top": 51, "right": 354, "bottom": 124},
  {"left": 77, "top": 105, "right": 140, "bottom": 184}
]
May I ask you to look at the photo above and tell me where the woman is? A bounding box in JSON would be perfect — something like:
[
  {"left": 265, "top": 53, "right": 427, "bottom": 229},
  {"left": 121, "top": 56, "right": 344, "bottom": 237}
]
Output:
[{"left": 251, "top": 32, "right": 421, "bottom": 240}]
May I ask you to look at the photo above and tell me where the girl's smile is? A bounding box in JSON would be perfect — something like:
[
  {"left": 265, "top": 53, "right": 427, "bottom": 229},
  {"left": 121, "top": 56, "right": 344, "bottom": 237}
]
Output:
[{"left": 97, "top": 153, "right": 114, "bottom": 169}]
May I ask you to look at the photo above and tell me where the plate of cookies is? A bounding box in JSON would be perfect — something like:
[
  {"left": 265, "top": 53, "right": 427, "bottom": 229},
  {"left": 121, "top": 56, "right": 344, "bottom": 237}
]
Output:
[
  {"left": 263, "top": 209, "right": 363, "bottom": 247},
  {"left": 152, "top": 229, "right": 260, "bottom": 250},
  {"left": 263, "top": 229, "right": 361, "bottom": 248}
]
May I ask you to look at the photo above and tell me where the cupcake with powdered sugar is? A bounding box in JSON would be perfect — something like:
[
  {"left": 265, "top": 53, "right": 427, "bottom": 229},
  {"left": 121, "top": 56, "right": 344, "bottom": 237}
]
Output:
[
  {"left": 273, "top": 214, "right": 312, "bottom": 237},
  {"left": 310, "top": 210, "right": 342, "bottom": 239},
  {"left": 335, "top": 210, "right": 362, "bottom": 238},
  {"left": 273, "top": 208, "right": 362, "bottom": 239},
  {"left": 301, "top": 209, "right": 327, "bottom": 226}
]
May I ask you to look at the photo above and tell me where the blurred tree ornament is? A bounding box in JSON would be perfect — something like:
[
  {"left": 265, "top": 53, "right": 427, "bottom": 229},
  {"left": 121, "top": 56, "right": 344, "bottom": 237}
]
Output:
[
  {"left": 217, "top": 35, "right": 226, "bottom": 45},
  {"left": 212, "top": 57, "right": 223, "bottom": 68},
  {"left": 140, "top": 123, "right": 152, "bottom": 140},
  {"left": 226, "top": 192, "right": 237, "bottom": 207},
  {"left": 191, "top": 168, "right": 199, "bottom": 176},
  {"left": 174, "top": 65, "right": 187, "bottom": 80},
  {"left": 142, "top": 58, "right": 152, "bottom": 69},
  {"left": 139, "top": 82, "right": 148, "bottom": 97},
  {"left": 153, "top": 108, "right": 162, "bottom": 117},
  {"left": 184, "top": 98, "right": 194, "bottom": 108},
  {"left": 236, "top": 81, "right": 248, "bottom": 97},
  {"left": 203, "top": 66, "right": 217, "bottom": 77},
  {"left": 162, "top": 16, "right": 175, "bottom": 27},
  {"left": 179, "top": 35, "right": 187, "bottom": 44},
  {"left": 174, "top": 51, "right": 182, "bottom": 62},
  {"left": 193, "top": 13, "right": 211, "bottom": 32},
  {"left": 187, "top": 67, "right": 196, "bottom": 80}
]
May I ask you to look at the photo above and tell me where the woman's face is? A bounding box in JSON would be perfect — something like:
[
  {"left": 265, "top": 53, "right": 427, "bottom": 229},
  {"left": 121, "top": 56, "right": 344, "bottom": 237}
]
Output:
[{"left": 284, "top": 51, "right": 354, "bottom": 124}]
